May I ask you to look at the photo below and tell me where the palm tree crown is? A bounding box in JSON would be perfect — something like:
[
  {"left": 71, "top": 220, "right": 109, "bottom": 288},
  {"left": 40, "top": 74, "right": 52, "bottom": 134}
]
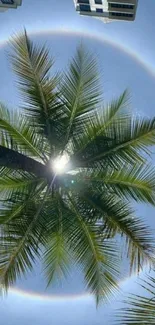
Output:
[{"left": 0, "top": 31, "right": 155, "bottom": 304}]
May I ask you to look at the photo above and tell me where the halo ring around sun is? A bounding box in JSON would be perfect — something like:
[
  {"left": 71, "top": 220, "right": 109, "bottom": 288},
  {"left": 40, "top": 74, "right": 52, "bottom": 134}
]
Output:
[{"left": 0, "top": 26, "right": 152, "bottom": 301}]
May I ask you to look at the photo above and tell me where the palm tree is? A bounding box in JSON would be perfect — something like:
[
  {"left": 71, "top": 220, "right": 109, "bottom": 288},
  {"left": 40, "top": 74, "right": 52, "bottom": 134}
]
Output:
[
  {"left": 115, "top": 275, "right": 155, "bottom": 324},
  {"left": 0, "top": 31, "right": 155, "bottom": 304}
]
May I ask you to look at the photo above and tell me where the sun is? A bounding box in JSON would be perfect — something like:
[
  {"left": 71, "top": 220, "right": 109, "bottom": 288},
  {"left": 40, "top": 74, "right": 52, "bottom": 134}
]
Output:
[{"left": 52, "top": 154, "right": 69, "bottom": 174}]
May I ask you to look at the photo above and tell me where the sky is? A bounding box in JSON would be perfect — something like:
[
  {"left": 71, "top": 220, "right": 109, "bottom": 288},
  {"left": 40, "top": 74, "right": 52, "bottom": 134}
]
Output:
[{"left": 0, "top": 0, "right": 155, "bottom": 324}]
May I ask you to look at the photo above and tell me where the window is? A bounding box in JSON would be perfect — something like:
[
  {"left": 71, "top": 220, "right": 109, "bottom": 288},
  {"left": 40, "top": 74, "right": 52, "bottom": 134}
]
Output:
[
  {"left": 95, "top": 0, "right": 102, "bottom": 4},
  {"left": 77, "top": 0, "right": 89, "bottom": 4},
  {"left": 79, "top": 4, "right": 91, "bottom": 11},
  {"left": 96, "top": 8, "right": 103, "bottom": 13},
  {"left": 111, "top": 12, "right": 133, "bottom": 18},
  {"left": 110, "top": 3, "right": 134, "bottom": 10},
  {"left": 1, "top": 0, "right": 14, "bottom": 3}
]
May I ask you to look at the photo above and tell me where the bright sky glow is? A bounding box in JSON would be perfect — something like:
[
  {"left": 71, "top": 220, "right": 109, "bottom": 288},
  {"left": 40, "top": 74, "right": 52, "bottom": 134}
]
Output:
[{"left": 52, "top": 154, "right": 69, "bottom": 174}]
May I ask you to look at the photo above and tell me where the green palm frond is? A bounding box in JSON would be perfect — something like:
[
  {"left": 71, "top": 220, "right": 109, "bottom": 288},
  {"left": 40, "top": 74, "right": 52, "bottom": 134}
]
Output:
[
  {"left": 102, "top": 164, "right": 155, "bottom": 204},
  {"left": 10, "top": 30, "right": 64, "bottom": 150},
  {"left": 67, "top": 90, "right": 130, "bottom": 167},
  {"left": 0, "top": 177, "right": 45, "bottom": 224},
  {"left": 79, "top": 191, "right": 155, "bottom": 272},
  {"left": 92, "top": 116, "right": 155, "bottom": 164},
  {"left": 44, "top": 195, "right": 72, "bottom": 285},
  {"left": 0, "top": 181, "right": 54, "bottom": 291},
  {"left": 44, "top": 232, "right": 71, "bottom": 286},
  {"left": 0, "top": 174, "right": 35, "bottom": 194},
  {"left": 71, "top": 113, "right": 155, "bottom": 169},
  {"left": 67, "top": 194, "right": 119, "bottom": 304},
  {"left": 0, "top": 104, "right": 48, "bottom": 161},
  {"left": 0, "top": 195, "right": 46, "bottom": 290},
  {"left": 0, "top": 171, "right": 44, "bottom": 203},
  {"left": 61, "top": 44, "right": 101, "bottom": 142},
  {"left": 99, "top": 89, "right": 130, "bottom": 129},
  {"left": 80, "top": 163, "right": 155, "bottom": 204},
  {"left": 115, "top": 275, "right": 155, "bottom": 324}
]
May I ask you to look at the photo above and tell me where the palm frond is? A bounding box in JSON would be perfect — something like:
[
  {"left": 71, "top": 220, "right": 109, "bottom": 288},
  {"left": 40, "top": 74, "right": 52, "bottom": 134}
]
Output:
[
  {"left": 0, "top": 176, "right": 46, "bottom": 222},
  {"left": 61, "top": 44, "right": 101, "bottom": 142},
  {"left": 10, "top": 30, "right": 64, "bottom": 150},
  {"left": 68, "top": 90, "right": 129, "bottom": 163},
  {"left": 100, "top": 89, "right": 130, "bottom": 129},
  {"left": 71, "top": 113, "right": 155, "bottom": 169},
  {"left": 0, "top": 104, "right": 48, "bottom": 161},
  {"left": 89, "top": 116, "right": 155, "bottom": 164},
  {"left": 81, "top": 163, "right": 155, "bottom": 204},
  {"left": 0, "top": 196, "right": 47, "bottom": 290},
  {"left": 67, "top": 194, "right": 119, "bottom": 304},
  {"left": 115, "top": 275, "right": 155, "bottom": 324},
  {"left": 80, "top": 191, "right": 155, "bottom": 272},
  {"left": 44, "top": 195, "right": 71, "bottom": 285},
  {"left": 0, "top": 171, "right": 44, "bottom": 204}
]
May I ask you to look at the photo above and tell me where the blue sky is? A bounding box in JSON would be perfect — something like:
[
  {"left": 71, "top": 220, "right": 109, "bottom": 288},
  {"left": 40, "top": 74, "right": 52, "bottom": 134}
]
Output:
[{"left": 0, "top": 0, "right": 155, "bottom": 323}]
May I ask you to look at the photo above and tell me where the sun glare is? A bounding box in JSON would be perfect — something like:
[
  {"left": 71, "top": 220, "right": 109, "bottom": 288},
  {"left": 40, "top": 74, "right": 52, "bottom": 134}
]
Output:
[{"left": 52, "top": 154, "right": 69, "bottom": 174}]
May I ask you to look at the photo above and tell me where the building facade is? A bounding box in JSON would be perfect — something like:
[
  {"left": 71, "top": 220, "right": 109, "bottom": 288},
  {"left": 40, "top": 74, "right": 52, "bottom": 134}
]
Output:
[
  {"left": 0, "top": 0, "right": 22, "bottom": 11},
  {"left": 73, "top": 0, "right": 138, "bottom": 22}
]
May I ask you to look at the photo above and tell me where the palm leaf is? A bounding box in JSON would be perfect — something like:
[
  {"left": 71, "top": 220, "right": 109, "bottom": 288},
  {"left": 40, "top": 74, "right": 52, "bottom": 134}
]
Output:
[
  {"left": 0, "top": 197, "right": 46, "bottom": 290},
  {"left": 68, "top": 90, "right": 130, "bottom": 166},
  {"left": 87, "top": 116, "right": 155, "bottom": 164},
  {"left": 0, "top": 104, "right": 48, "bottom": 161},
  {"left": 80, "top": 163, "right": 155, "bottom": 204},
  {"left": 44, "top": 195, "right": 71, "bottom": 285},
  {"left": 80, "top": 191, "right": 155, "bottom": 272},
  {"left": 0, "top": 170, "right": 44, "bottom": 204},
  {"left": 0, "top": 181, "right": 54, "bottom": 291},
  {"left": 61, "top": 44, "right": 101, "bottom": 143},
  {"left": 67, "top": 194, "right": 119, "bottom": 304},
  {"left": 115, "top": 275, "right": 155, "bottom": 324},
  {"left": 100, "top": 89, "right": 130, "bottom": 129},
  {"left": 71, "top": 113, "right": 155, "bottom": 169},
  {"left": 10, "top": 30, "right": 63, "bottom": 150}
]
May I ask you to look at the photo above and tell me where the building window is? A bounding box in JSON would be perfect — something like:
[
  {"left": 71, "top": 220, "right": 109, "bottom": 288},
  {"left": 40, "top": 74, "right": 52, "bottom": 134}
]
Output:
[
  {"left": 110, "top": 4, "right": 134, "bottom": 10},
  {"left": 96, "top": 8, "right": 103, "bottom": 13},
  {"left": 79, "top": 4, "right": 91, "bottom": 11},
  {"left": 1, "top": 0, "right": 14, "bottom": 3},
  {"left": 95, "top": 0, "right": 102, "bottom": 4},
  {"left": 77, "top": 0, "right": 89, "bottom": 4},
  {"left": 111, "top": 12, "right": 133, "bottom": 18}
]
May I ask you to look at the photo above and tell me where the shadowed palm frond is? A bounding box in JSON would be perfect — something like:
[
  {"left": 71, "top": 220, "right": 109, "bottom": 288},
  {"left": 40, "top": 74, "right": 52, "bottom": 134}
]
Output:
[
  {"left": 71, "top": 113, "right": 155, "bottom": 169},
  {"left": 0, "top": 172, "right": 40, "bottom": 201},
  {"left": 0, "top": 103, "right": 48, "bottom": 161},
  {"left": 0, "top": 191, "right": 47, "bottom": 290},
  {"left": 77, "top": 190, "right": 155, "bottom": 273},
  {"left": 68, "top": 90, "right": 130, "bottom": 165}
]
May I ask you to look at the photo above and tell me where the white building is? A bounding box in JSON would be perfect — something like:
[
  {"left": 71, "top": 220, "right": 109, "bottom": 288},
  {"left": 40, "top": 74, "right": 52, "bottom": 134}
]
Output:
[
  {"left": 73, "top": 0, "right": 138, "bottom": 22},
  {"left": 0, "top": 0, "right": 22, "bottom": 12}
]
